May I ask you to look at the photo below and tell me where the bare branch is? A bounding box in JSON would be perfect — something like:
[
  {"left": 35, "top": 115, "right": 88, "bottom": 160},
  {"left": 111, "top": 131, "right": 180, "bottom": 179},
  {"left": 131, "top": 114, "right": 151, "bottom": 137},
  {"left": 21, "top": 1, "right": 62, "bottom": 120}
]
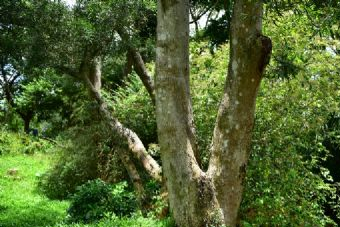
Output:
[{"left": 189, "top": 0, "right": 219, "bottom": 25}]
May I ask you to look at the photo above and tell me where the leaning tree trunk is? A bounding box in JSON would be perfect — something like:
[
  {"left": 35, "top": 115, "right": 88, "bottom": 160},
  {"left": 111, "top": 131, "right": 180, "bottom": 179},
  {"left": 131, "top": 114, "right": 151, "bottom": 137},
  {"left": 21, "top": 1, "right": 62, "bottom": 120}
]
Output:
[
  {"left": 79, "top": 54, "right": 162, "bottom": 182},
  {"left": 156, "top": 0, "right": 271, "bottom": 227},
  {"left": 156, "top": 1, "right": 222, "bottom": 227}
]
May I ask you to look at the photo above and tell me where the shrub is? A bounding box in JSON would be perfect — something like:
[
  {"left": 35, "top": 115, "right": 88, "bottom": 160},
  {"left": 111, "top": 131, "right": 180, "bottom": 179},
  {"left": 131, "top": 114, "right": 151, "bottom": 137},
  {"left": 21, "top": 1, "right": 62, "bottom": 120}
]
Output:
[
  {"left": 38, "top": 122, "right": 127, "bottom": 200},
  {"left": 112, "top": 74, "right": 157, "bottom": 146},
  {"left": 67, "top": 179, "right": 137, "bottom": 223},
  {"left": 109, "top": 181, "right": 137, "bottom": 217},
  {"left": 37, "top": 137, "right": 100, "bottom": 200}
]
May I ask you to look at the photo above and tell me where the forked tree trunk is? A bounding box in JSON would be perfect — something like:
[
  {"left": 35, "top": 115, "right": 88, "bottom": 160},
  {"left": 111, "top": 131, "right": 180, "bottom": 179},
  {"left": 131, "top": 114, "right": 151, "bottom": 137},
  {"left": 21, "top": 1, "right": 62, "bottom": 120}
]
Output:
[{"left": 156, "top": 0, "right": 271, "bottom": 227}]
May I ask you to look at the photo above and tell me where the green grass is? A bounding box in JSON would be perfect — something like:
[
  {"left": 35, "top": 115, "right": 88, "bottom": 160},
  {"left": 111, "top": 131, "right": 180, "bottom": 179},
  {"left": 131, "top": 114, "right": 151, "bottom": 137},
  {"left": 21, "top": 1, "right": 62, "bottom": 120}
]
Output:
[{"left": 0, "top": 153, "right": 69, "bottom": 227}]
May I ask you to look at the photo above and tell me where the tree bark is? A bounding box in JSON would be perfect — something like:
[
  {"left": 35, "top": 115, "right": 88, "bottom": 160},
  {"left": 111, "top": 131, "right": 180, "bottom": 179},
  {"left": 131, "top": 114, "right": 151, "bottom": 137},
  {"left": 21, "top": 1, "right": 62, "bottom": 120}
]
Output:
[
  {"left": 156, "top": 1, "right": 220, "bottom": 227},
  {"left": 89, "top": 56, "right": 102, "bottom": 91},
  {"left": 156, "top": 0, "right": 271, "bottom": 227}
]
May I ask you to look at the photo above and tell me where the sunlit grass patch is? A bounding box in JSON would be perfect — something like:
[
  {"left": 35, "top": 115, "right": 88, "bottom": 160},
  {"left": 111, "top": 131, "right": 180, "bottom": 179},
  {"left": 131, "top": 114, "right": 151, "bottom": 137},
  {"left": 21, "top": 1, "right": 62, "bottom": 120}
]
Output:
[{"left": 0, "top": 153, "right": 69, "bottom": 227}]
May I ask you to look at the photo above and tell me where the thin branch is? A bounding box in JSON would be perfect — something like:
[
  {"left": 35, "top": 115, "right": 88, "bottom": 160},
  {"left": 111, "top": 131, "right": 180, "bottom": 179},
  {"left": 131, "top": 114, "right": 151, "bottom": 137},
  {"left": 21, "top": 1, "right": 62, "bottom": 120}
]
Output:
[
  {"left": 8, "top": 72, "right": 21, "bottom": 87},
  {"left": 128, "top": 48, "right": 156, "bottom": 105}
]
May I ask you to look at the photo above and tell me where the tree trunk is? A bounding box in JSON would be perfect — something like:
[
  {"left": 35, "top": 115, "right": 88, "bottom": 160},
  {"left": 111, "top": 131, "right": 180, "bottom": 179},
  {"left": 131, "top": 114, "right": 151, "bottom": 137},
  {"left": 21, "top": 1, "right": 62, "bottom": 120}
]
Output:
[
  {"left": 89, "top": 56, "right": 102, "bottom": 91},
  {"left": 155, "top": 0, "right": 271, "bottom": 227},
  {"left": 156, "top": 1, "right": 221, "bottom": 227},
  {"left": 24, "top": 116, "right": 31, "bottom": 134},
  {"left": 208, "top": 1, "right": 271, "bottom": 225}
]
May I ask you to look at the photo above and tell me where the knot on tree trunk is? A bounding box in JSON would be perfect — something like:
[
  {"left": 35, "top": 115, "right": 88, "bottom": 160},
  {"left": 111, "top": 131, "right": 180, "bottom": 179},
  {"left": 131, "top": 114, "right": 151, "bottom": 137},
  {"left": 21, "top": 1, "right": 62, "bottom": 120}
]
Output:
[{"left": 257, "top": 35, "right": 272, "bottom": 73}]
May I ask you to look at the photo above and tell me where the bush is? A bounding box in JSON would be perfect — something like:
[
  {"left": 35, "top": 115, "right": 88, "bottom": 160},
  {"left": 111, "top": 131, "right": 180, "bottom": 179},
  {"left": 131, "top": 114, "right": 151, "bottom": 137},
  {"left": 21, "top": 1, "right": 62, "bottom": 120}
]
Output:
[
  {"left": 37, "top": 136, "right": 100, "bottom": 200},
  {"left": 109, "top": 181, "right": 137, "bottom": 217},
  {"left": 67, "top": 179, "right": 137, "bottom": 223},
  {"left": 38, "top": 122, "right": 127, "bottom": 200}
]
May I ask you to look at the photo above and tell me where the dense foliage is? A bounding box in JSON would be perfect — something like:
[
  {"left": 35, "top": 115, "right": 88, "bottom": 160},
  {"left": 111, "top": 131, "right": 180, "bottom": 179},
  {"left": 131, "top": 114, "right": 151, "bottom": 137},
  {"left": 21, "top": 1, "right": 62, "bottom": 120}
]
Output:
[{"left": 67, "top": 179, "right": 136, "bottom": 223}]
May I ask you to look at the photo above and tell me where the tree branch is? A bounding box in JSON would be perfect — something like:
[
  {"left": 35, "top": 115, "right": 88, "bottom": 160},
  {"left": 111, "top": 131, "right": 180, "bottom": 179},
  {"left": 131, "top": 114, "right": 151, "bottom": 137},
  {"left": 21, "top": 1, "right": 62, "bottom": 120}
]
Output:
[
  {"left": 128, "top": 48, "right": 156, "bottom": 105},
  {"left": 189, "top": 0, "right": 219, "bottom": 25},
  {"left": 117, "top": 147, "right": 147, "bottom": 210},
  {"left": 117, "top": 29, "right": 156, "bottom": 105},
  {"left": 207, "top": 1, "right": 271, "bottom": 225}
]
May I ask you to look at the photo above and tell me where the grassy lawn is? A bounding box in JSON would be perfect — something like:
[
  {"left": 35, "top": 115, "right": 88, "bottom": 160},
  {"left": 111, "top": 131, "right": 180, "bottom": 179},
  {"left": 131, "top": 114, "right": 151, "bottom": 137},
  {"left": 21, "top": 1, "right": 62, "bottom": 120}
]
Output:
[{"left": 0, "top": 153, "right": 69, "bottom": 227}]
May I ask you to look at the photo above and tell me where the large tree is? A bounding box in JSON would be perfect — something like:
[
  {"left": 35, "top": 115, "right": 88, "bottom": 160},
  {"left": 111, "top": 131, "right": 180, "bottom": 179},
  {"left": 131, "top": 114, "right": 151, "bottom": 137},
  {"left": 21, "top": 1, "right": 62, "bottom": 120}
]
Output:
[{"left": 155, "top": 0, "right": 271, "bottom": 226}]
